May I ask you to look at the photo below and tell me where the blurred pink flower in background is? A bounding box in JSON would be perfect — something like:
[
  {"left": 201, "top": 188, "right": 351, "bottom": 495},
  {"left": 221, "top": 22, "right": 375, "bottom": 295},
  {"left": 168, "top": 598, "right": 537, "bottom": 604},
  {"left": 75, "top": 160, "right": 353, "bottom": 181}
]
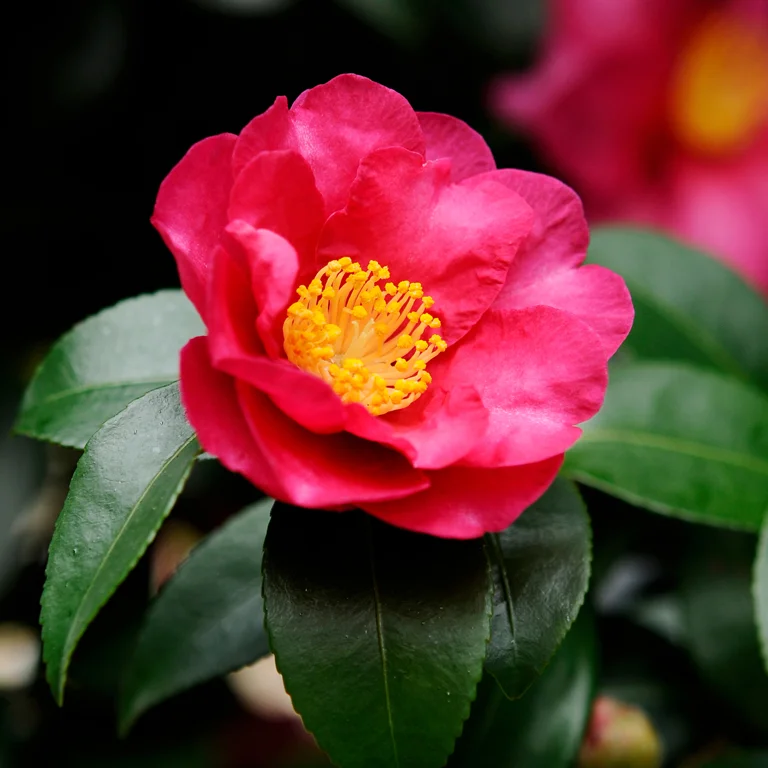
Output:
[{"left": 490, "top": 0, "right": 768, "bottom": 294}]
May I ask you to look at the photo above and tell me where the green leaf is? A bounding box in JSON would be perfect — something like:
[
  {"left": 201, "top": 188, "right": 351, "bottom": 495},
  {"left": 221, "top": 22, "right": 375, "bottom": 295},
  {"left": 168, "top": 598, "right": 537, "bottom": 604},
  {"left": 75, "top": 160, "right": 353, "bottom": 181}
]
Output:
[
  {"left": 449, "top": 608, "right": 596, "bottom": 768},
  {"left": 262, "top": 505, "right": 493, "bottom": 768},
  {"left": 681, "top": 530, "right": 768, "bottom": 732},
  {"left": 16, "top": 290, "right": 203, "bottom": 448},
  {"left": 485, "top": 478, "right": 591, "bottom": 698},
  {"left": 753, "top": 513, "right": 768, "bottom": 674},
  {"left": 565, "top": 362, "right": 768, "bottom": 531},
  {"left": 587, "top": 227, "right": 768, "bottom": 390},
  {"left": 41, "top": 383, "right": 200, "bottom": 704},
  {"left": 120, "top": 499, "right": 273, "bottom": 731}
]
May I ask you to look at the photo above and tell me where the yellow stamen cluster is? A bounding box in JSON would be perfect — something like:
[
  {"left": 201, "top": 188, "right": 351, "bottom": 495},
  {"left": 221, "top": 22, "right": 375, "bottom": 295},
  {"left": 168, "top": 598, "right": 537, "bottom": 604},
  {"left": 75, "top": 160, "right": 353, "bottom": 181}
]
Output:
[{"left": 283, "top": 258, "right": 446, "bottom": 415}]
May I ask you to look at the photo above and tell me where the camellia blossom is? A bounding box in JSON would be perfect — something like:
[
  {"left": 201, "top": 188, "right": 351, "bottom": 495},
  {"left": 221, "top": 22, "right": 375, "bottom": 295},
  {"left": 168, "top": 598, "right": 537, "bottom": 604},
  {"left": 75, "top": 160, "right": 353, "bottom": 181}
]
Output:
[
  {"left": 153, "top": 74, "right": 633, "bottom": 538},
  {"left": 490, "top": 0, "right": 768, "bottom": 294}
]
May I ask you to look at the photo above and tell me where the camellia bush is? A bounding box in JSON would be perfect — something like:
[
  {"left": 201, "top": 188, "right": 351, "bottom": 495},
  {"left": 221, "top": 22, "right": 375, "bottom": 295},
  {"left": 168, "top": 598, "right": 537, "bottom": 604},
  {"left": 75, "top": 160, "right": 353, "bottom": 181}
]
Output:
[{"left": 14, "top": 75, "right": 768, "bottom": 768}]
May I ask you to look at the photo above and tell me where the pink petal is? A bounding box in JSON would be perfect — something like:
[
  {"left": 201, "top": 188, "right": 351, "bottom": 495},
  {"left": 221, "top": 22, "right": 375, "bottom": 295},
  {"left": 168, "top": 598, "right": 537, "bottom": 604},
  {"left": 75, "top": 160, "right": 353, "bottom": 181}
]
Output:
[
  {"left": 206, "top": 244, "right": 260, "bottom": 363},
  {"left": 206, "top": 244, "right": 347, "bottom": 435},
  {"left": 319, "top": 147, "right": 534, "bottom": 345},
  {"left": 486, "top": 2, "right": 698, "bottom": 210},
  {"left": 222, "top": 222, "right": 300, "bottom": 359},
  {"left": 345, "top": 384, "right": 490, "bottom": 469},
  {"left": 237, "top": 382, "right": 429, "bottom": 508},
  {"left": 180, "top": 336, "right": 270, "bottom": 484},
  {"left": 417, "top": 112, "right": 496, "bottom": 182},
  {"left": 500, "top": 264, "right": 634, "bottom": 358},
  {"left": 232, "top": 96, "right": 298, "bottom": 178},
  {"left": 290, "top": 74, "right": 426, "bottom": 214},
  {"left": 474, "top": 169, "right": 633, "bottom": 357},
  {"left": 227, "top": 150, "right": 325, "bottom": 272},
  {"left": 152, "top": 134, "right": 237, "bottom": 316},
  {"left": 233, "top": 76, "right": 426, "bottom": 216},
  {"left": 362, "top": 456, "right": 563, "bottom": 538},
  {"left": 430, "top": 306, "right": 607, "bottom": 467},
  {"left": 661, "top": 152, "right": 768, "bottom": 295},
  {"left": 475, "top": 169, "right": 589, "bottom": 279}
]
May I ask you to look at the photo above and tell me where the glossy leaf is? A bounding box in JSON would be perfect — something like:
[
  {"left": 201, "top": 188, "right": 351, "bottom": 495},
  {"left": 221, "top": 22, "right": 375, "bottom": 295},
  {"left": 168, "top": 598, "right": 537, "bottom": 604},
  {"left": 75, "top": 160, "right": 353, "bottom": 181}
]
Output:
[
  {"left": 41, "top": 383, "right": 200, "bottom": 704},
  {"left": 681, "top": 530, "right": 768, "bottom": 732},
  {"left": 263, "top": 505, "right": 493, "bottom": 768},
  {"left": 16, "top": 290, "right": 203, "bottom": 448},
  {"left": 587, "top": 227, "right": 768, "bottom": 390},
  {"left": 449, "top": 608, "right": 596, "bottom": 768},
  {"left": 754, "top": 514, "right": 768, "bottom": 674},
  {"left": 120, "top": 499, "right": 273, "bottom": 731},
  {"left": 485, "top": 478, "right": 591, "bottom": 698},
  {"left": 565, "top": 362, "right": 768, "bottom": 531}
]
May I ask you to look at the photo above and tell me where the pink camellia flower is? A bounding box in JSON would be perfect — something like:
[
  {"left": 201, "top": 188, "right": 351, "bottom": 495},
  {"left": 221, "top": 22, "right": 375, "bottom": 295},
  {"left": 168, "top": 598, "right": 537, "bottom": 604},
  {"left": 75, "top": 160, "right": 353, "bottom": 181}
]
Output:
[
  {"left": 490, "top": 0, "right": 768, "bottom": 294},
  {"left": 153, "top": 74, "right": 633, "bottom": 538}
]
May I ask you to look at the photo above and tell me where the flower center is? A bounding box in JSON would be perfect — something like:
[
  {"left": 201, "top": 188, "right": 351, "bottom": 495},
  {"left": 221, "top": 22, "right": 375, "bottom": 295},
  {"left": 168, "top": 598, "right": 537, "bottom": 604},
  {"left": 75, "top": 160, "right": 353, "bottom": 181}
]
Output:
[
  {"left": 283, "top": 258, "right": 447, "bottom": 415},
  {"left": 669, "top": 12, "right": 768, "bottom": 155}
]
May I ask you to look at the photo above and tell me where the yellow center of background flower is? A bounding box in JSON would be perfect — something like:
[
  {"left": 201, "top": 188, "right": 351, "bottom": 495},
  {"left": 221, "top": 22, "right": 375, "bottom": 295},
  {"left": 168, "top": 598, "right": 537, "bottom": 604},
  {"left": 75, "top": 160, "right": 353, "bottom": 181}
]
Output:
[
  {"left": 283, "top": 258, "right": 446, "bottom": 415},
  {"left": 669, "top": 12, "right": 768, "bottom": 155}
]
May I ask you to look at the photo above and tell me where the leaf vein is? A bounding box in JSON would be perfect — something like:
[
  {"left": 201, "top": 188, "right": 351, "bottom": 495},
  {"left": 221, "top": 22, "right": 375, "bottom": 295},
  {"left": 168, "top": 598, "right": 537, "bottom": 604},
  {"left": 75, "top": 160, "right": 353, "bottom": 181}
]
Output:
[
  {"left": 579, "top": 428, "right": 768, "bottom": 475},
  {"left": 366, "top": 518, "right": 400, "bottom": 768},
  {"left": 60, "top": 432, "right": 198, "bottom": 677}
]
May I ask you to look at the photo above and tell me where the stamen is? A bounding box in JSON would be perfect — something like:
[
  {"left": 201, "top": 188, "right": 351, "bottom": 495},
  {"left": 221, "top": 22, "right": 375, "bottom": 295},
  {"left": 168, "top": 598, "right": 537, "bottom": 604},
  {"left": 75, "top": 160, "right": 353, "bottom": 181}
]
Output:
[{"left": 283, "top": 260, "right": 445, "bottom": 415}]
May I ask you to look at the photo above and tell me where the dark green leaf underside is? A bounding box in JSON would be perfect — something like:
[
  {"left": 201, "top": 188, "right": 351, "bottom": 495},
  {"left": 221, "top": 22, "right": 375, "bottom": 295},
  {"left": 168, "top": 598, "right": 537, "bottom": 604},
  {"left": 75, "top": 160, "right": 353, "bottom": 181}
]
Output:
[
  {"left": 120, "top": 498, "right": 273, "bottom": 731},
  {"left": 485, "top": 478, "right": 591, "bottom": 699},
  {"left": 681, "top": 530, "right": 768, "bottom": 732},
  {"left": 449, "top": 608, "right": 596, "bottom": 768}
]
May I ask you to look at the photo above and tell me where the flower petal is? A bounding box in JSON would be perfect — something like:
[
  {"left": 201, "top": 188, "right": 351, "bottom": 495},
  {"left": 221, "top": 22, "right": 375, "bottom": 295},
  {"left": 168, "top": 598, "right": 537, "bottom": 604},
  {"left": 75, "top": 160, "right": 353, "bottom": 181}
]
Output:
[
  {"left": 180, "top": 336, "right": 269, "bottom": 483},
  {"left": 473, "top": 169, "right": 589, "bottom": 278},
  {"left": 227, "top": 150, "right": 325, "bottom": 272},
  {"left": 473, "top": 169, "right": 633, "bottom": 357},
  {"left": 661, "top": 152, "right": 768, "bottom": 295},
  {"left": 290, "top": 74, "right": 426, "bottom": 213},
  {"left": 430, "top": 306, "right": 607, "bottom": 467},
  {"left": 361, "top": 456, "right": 563, "bottom": 538},
  {"left": 345, "top": 384, "right": 489, "bottom": 469},
  {"left": 206, "top": 244, "right": 347, "bottom": 434},
  {"left": 418, "top": 111, "right": 496, "bottom": 182},
  {"left": 222, "top": 222, "right": 300, "bottom": 359},
  {"left": 232, "top": 96, "right": 297, "bottom": 178},
  {"left": 237, "top": 382, "right": 429, "bottom": 508},
  {"left": 234, "top": 77, "right": 426, "bottom": 215},
  {"left": 206, "top": 244, "right": 260, "bottom": 362},
  {"left": 319, "top": 147, "right": 534, "bottom": 345},
  {"left": 152, "top": 134, "right": 237, "bottom": 316}
]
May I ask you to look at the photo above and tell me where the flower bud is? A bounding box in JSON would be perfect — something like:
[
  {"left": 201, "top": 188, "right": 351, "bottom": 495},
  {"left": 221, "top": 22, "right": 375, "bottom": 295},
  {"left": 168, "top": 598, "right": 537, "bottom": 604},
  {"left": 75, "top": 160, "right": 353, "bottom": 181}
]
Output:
[{"left": 578, "top": 696, "right": 663, "bottom": 768}]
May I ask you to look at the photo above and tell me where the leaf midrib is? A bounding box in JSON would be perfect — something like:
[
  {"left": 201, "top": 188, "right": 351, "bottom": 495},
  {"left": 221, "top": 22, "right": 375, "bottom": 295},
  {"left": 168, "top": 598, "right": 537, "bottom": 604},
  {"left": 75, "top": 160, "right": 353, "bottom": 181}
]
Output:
[
  {"left": 578, "top": 427, "right": 768, "bottom": 475},
  {"left": 58, "top": 432, "right": 198, "bottom": 695},
  {"left": 489, "top": 534, "right": 517, "bottom": 667},
  {"left": 30, "top": 377, "right": 177, "bottom": 407},
  {"left": 366, "top": 518, "right": 400, "bottom": 768}
]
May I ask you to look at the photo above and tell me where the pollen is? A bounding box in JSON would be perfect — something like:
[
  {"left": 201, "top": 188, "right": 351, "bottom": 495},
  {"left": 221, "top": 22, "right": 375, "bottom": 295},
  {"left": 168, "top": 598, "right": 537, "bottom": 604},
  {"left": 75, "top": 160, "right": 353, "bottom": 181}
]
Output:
[{"left": 283, "top": 259, "right": 446, "bottom": 414}]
